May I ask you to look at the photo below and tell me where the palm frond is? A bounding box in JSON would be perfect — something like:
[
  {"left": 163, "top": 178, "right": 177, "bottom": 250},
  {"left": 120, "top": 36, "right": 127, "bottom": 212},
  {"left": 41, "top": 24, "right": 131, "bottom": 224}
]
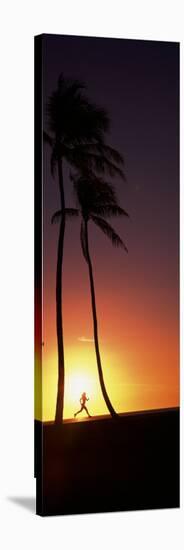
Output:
[
  {"left": 46, "top": 76, "right": 109, "bottom": 143},
  {"left": 66, "top": 147, "right": 125, "bottom": 179},
  {"left": 65, "top": 208, "right": 79, "bottom": 217},
  {"left": 58, "top": 73, "right": 86, "bottom": 94},
  {"left": 100, "top": 144, "right": 125, "bottom": 166},
  {"left": 51, "top": 208, "right": 79, "bottom": 224},
  {"left": 74, "top": 143, "right": 125, "bottom": 167},
  {"left": 72, "top": 174, "right": 117, "bottom": 215},
  {"left": 80, "top": 221, "right": 88, "bottom": 261},
  {"left": 92, "top": 204, "right": 129, "bottom": 217},
  {"left": 51, "top": 210, "right": 62, "bottom": 224},
  {"left": 91, "top": 215, "right": 128, "bottom": 252}
]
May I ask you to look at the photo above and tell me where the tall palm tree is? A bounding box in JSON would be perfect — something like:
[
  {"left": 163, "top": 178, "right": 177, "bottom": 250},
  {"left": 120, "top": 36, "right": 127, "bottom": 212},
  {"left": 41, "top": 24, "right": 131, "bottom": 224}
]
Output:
[
  {"left": 52, "top": 174, "right": 129, "bottom": 418},
  {"left": 44, "top": 74, "right": 125, "bottom": 423}
]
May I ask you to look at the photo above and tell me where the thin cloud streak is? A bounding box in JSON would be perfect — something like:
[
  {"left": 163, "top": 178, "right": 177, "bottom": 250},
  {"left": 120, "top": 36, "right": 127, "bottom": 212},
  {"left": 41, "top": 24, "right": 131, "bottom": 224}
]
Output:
[{"left": 78, "top": 336, "right": 94, "bottom": 343}]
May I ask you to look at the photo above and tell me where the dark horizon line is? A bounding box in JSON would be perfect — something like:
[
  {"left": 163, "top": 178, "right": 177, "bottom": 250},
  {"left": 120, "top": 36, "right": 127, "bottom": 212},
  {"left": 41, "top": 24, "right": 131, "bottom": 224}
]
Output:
[{"left": 35, "top": 405, "right": 179, "bottom": 425}]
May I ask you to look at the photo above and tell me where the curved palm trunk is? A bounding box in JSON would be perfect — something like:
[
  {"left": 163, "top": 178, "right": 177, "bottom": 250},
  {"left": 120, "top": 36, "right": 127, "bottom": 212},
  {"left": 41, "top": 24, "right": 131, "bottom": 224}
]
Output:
[
  {"left": 84, "top": 220, "right": 118, "bottom": 418},
  {"left": 55, "top": 158, "right": 66, "bottom": 424}
]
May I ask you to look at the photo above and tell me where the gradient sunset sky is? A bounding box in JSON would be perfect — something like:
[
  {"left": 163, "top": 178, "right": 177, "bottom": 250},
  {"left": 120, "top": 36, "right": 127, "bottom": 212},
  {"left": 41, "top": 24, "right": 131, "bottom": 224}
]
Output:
[{"left": 35, "top": 35, "right": 179, "bottom": 421}]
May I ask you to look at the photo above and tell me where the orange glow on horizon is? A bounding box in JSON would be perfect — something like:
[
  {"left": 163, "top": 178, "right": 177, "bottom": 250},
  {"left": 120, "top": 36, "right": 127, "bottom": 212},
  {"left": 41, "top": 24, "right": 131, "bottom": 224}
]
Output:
[
  {"left": 34, "top": 225, "right": 179, "bottom": 422},
  {"left": 35, "top": 336, "right": 179, "bottom": 421}
]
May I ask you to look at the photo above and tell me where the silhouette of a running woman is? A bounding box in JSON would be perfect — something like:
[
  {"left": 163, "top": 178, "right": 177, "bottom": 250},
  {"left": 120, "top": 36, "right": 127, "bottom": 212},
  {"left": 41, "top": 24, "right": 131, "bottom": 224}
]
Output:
[{"left": 74, "top": 392, "right": 91, "bottom": 418}]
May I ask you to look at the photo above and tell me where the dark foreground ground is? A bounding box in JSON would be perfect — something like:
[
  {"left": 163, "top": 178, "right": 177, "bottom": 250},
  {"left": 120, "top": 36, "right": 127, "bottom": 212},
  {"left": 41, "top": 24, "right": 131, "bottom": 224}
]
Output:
[{"left": 35, "top": 407, "right": 179, "bottom": 516}]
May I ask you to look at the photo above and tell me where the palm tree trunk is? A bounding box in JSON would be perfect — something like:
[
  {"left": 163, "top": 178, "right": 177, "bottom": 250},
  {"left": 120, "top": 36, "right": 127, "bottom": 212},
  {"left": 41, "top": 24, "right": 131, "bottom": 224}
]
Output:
[
  {"left": 84, "top": 220, "right": 118, "bottom": 418},
  {"left": 55, "top": 158, "right": 66, "bottom": 424}
]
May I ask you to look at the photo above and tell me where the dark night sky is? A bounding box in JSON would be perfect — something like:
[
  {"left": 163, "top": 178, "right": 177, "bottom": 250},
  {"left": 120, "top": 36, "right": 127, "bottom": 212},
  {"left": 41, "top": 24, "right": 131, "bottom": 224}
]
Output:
[{"left": 40, "top": 35, "right": 179, "bottom": 419}]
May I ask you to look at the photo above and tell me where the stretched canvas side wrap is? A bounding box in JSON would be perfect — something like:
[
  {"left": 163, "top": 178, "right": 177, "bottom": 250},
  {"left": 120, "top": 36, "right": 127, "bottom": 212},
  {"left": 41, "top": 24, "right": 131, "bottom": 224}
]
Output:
[{"left": 34, "top": 34, "right": 180, "bottom": 516}]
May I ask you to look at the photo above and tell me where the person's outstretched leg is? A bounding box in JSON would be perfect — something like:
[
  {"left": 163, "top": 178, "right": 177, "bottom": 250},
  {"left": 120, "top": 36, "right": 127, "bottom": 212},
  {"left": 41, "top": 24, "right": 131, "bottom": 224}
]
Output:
[
  {"left": 84, "top": 406, "right": 91, "bottom": 418},
  {"left": 74, "top": 407, "right": 83, "bottom": 417}
]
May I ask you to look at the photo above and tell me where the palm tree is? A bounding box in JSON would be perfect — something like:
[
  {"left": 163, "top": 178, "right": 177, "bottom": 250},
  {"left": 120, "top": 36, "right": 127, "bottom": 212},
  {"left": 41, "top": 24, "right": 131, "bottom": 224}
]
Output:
[
  {"left": 44, "top": 74, "right": 125, "bottom": 423},
  {"left": 52, "top": 174, "right": 129, "bottom": 418}
]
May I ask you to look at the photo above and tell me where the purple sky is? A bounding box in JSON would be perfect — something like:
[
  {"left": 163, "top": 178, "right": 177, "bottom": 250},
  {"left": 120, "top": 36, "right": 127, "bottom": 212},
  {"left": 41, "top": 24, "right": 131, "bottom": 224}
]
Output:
[{"left": 43, "top": 34, "right": 179, "bottom": 315}]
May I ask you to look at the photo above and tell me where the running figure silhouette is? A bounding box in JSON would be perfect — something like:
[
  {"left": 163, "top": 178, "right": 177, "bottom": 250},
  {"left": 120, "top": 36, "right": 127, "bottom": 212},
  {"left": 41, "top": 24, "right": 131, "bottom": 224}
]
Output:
[{"left": 74, "top": 392, "right": 91, "bottom": 418}]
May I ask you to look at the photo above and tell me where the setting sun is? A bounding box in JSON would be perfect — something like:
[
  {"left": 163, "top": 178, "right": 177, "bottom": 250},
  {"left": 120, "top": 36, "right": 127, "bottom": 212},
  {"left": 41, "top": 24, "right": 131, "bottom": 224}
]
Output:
[
  {"left": 40, "top": 343, "right": 129, "bottom": 420},
  {"left": 65, "top": 371, "right": 94, "bottom": 404}
]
